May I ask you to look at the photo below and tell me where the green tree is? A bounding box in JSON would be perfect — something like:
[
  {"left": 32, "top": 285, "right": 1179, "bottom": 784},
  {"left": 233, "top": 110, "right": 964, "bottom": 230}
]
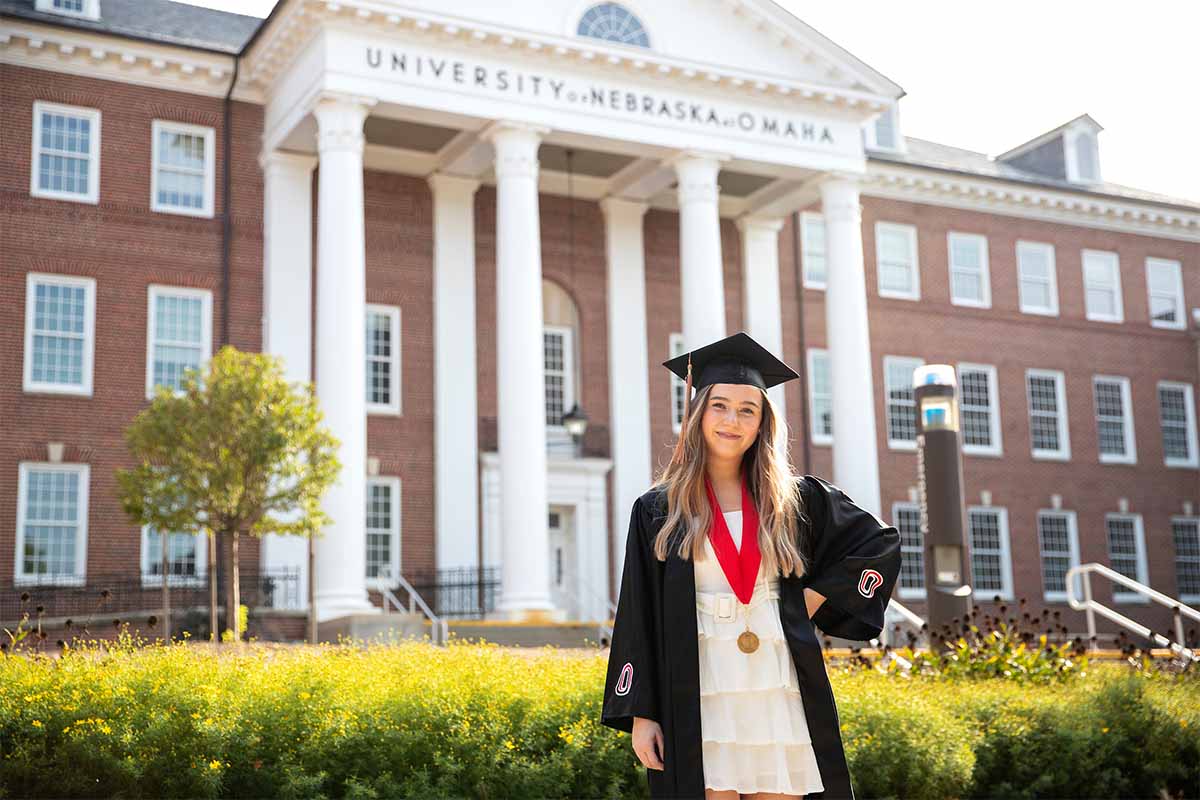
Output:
[{"left": 118, "top": 346, "right": 340, "bottom": 643}]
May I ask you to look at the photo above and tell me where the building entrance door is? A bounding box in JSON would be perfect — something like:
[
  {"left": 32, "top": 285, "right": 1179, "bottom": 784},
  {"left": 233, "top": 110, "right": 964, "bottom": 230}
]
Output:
[{"left": 548, "top": 505, "right": 578, "bottom": 619}]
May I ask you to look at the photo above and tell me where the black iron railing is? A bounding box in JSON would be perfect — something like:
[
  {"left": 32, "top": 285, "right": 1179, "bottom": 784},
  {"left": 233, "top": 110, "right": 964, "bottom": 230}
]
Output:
[
  {"left": 403, "top": 566, "right": 500, "bottom": 619},
  {"left": 2, "top": 568, "right": 301, "bottom": 629}
]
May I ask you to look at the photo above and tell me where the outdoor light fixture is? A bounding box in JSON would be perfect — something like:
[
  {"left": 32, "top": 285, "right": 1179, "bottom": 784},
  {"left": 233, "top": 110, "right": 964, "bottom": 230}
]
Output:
[{"left": 913, "top": 364, "right": 973, "bottom": 650}]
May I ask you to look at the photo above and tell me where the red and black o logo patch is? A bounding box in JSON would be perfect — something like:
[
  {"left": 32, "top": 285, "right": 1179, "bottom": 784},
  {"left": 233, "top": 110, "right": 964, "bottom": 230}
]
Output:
[
  {"left": 615, "top": 662, "right": 633, "bottom": 696},
  {"left": 857, "top": 568, "right": 884, "bottom": 598}
]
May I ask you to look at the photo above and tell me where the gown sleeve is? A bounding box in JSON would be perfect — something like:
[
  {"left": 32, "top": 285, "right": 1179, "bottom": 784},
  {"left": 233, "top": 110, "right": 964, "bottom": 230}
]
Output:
[
  {"left": 600, "top": 496, "right": 661, "bottom": 733},
  {"left": 799, "top": 474, "right": 902, "bottom": 641}
]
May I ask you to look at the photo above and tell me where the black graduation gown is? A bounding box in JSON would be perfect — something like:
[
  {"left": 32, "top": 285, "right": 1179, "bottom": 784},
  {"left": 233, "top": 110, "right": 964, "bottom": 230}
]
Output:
[{"left": 600, "top": 474, "right": 902, "bottom": 800}]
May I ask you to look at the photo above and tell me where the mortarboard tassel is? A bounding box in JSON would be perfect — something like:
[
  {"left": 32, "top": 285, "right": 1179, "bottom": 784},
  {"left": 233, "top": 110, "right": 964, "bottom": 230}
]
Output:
[{"left": 669, "top": 353, "right": 693, "bottom": 468}]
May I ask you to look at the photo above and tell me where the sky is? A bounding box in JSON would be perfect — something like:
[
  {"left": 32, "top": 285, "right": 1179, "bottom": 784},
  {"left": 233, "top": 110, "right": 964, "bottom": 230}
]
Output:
[{"left": 178, "top": 0, "right": 1199, "bottom": 204}]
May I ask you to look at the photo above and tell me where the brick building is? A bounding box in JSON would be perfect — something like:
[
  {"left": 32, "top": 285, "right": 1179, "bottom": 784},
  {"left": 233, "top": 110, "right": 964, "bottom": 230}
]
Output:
[{"left": 2, "top": 0, "right": 1198, "bottom": 641}]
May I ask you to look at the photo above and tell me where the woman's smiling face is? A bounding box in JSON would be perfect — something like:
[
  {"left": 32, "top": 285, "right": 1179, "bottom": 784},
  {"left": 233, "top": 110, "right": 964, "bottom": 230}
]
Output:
[{"left": 701, "top": 383, "right": 763, "bottom": 459}]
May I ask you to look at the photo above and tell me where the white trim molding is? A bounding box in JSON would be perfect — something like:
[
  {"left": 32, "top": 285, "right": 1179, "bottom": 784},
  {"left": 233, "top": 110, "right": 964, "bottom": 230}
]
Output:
[
  {"left": 1036, "top": 509, "right": 1080, "bottom": 603},
  {"left": 806, "top": 347, "right": 832, "bottom": 446},
  {"left": 145, "top": 284, "right": 214, "bottom": 399},
  {"left": 30, "top": 100, "right": 100, "bottom": 204},
  {"left": 1082, "top": 249, "right": 1123, "bottom": 323},
  {"left": 1145, "top": 257, "right": 1185, "bottom": 331},
  {"left": 151, "top": 119, "right": 216, "bottom": 218},
  {"left": 365, "top": 476, "right": 402, "bottom": 591},
  {"left": 1026, "top": 368, "right": 1071, "bottom": 461},
  {"left": 1104, "top": 512, "right": 1150, "bottom": 604},
  {"left": 23, "top": 272, "right": 96, "bottom": 397},
  {"left": 15, "top": 462, "right": 90, "bottom": 587},
  {"left": 1157, "top": 381, "right": 1199, "bottom": 469},
  {"left": 1016, "top": 240, "right": 1059, "bottom": 316},
  {"left": 947, "top": 231, "right": 991, "bottom": 308},
  {"left": 860, "top": 163, "right": 1200, "bottom": 244},
  {"left": 365, "top": 304, "right": 402, "bottom": 416},
  {"left": 957, "top": 362, "right": 1002, "bottom": 457},
  {"left": 1093, "top": 374, "right": 1137, "bottom": 465},
  {"left": 966, "top": 505, "right": 1014, "bottom": 602},
  {"left": 874, "top": 220, "right": 920, "bottom": 301}
]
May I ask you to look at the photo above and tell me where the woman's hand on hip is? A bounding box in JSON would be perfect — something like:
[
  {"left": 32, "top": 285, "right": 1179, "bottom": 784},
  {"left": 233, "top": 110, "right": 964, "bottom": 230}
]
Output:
[{"left": 632, "top": 716, "right": 665, "bottom": 770}]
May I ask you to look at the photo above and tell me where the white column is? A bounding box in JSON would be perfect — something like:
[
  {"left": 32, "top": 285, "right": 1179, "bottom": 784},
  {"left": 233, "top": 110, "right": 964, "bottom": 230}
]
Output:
[
  {"left": 313, "top": 94, "right": 377, "bottom": 622},
  {"left": 429, "top": 173, "right": 481, "bottom": 573},
  {"left": 483, "top": 120, "right": 555, "bottom": 619},
  {"left": 820, "top": 174, "right": 882, "bottom": 515},
  {"left": 737, "top": 215, "right": 788, "bottom": 429},
  {"left": 600, "top": 197, "right": 652, "bottom": 586},
  {"left": 260, "top": 150, "right": 316, "bottom": 608},
  {"left": 672, "top": 151, "right": 729, "bottom": 349}
]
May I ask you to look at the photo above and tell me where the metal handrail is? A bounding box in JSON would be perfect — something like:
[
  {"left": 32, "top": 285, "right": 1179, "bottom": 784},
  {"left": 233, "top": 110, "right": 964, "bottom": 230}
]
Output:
[
  {"left": 382, "top": 577, "right": 448, "bottom": 647},
  {"left": 1066, "top": 562, "right": 1199, "bottom": 661}
]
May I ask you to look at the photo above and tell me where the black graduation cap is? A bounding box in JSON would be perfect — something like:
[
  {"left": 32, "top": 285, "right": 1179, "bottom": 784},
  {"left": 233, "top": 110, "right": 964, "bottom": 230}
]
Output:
[{"left": 663, "top": 331, "right": 800, "bottom": 465}]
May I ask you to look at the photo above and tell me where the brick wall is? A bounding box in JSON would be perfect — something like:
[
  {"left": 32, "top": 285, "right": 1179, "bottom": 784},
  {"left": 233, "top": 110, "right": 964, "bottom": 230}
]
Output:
[{"left": 4, "top": 61, "right": 1199, "bottom": 640}]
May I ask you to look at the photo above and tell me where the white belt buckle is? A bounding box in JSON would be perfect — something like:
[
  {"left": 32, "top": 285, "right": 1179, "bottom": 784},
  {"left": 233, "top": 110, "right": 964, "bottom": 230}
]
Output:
[{"left": 716, "top": 595, "right": 735, "bottom": 621}]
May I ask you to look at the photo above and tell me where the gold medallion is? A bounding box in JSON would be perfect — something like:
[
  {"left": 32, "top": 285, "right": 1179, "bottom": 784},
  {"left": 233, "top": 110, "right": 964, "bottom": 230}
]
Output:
[{"left": 737, "top": 629, "right": 759, "bottom": 654}]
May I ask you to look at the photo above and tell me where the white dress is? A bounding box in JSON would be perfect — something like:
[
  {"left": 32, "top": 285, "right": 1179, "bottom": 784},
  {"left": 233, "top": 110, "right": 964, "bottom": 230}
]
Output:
[{"left": 695, "top": 509, "right": 825, "bottom": 796}]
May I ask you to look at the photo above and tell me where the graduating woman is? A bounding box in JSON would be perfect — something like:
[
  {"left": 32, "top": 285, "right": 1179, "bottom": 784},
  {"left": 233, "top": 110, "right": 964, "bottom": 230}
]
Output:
[{"left": 600, "top": 331, "right": 901, "bottom": 800}]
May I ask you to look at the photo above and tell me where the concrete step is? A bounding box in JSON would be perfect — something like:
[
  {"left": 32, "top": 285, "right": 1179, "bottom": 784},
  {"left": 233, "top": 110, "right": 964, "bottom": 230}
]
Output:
[
  {"left": 318, "top": 612, "right": 427, "bottom": 644},
  {"left": 435, "top": 620, "right": 609, "bottom": 648}
]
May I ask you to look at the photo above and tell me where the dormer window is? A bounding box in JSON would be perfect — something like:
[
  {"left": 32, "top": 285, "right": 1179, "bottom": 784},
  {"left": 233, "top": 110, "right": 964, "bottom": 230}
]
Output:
[
  {"left": 997, "top": 114, "right": 1103, "bottom": 185},
  {"left": 577, "top": 3, "right": 651, "bottom": 48},
  {"left": 1068, "top": 130, "right": 1101, "bottom": 183},
  {"left": 864, "top": 104, "right": 904, "bottom": 152},
  {"left": 36, "top": 0, "right": 101, "bottom": 20}
]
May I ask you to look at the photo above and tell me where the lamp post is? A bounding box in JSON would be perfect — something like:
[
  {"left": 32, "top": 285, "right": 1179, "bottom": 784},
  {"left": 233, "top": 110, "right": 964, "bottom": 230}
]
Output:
[
  {"left": 562, "top": 403, "right": 589, "bottom": 458},
  {"left": 913, "top": 364, "right": 973, "bottom": 651}
]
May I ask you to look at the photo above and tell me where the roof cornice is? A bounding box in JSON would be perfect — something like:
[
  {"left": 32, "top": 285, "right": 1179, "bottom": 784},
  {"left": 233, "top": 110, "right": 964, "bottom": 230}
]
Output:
[
  {"left": 0, "top": 19, "right": 246, "bottom": 100},
  {"left": 862, "top": 161, "right": 1200, "bottom": 243}
]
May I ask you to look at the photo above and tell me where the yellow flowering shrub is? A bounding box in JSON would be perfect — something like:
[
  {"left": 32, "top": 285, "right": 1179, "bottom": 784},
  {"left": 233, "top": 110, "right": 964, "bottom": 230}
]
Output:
[{"left": 0, "top": 634, "right": 1195, "bottom": 799}]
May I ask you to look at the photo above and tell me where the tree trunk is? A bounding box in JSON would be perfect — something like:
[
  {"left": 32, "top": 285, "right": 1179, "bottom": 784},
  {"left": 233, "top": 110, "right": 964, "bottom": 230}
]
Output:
[
  {"left": 224, "top": 529, "right": 241, "bottom": 643},
  {"left": 308, "top": 532, "right": 317, "bottom": 643},
  {"left": 208, "top": 531, "right": 218, "bottom": 643},
  {"left": 161, "top": 529, "right": 172, "bottom": 641}
]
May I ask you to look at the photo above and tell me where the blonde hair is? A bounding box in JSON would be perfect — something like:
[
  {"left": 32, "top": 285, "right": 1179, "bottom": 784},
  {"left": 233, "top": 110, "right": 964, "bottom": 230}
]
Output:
[{"left": 649, "top": 383, "right": 810, "bottom": 577}]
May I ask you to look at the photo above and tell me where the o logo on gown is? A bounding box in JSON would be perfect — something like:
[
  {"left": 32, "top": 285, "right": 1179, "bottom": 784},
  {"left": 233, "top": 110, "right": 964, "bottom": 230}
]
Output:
[
  {"left": 615, "top": 662, "right": 633, "bottom": 696},
  {"left": 857, "top": 568, "right": 884, "bottom": 598}
]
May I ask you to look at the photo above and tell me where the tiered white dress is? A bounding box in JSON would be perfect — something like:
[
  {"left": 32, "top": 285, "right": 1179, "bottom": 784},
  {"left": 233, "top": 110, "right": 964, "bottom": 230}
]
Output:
[{"left": 695, "top": 509, "right": 825, "bottom": 796}]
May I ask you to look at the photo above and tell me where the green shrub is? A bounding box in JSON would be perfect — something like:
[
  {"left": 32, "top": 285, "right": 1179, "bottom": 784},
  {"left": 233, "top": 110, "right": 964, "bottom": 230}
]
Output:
[{"left": 0, "top": 636, "right": 1195, "bottom": 799}]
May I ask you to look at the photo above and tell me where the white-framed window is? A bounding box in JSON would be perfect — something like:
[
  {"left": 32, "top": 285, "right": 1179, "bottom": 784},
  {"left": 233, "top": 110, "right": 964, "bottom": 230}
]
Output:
[
  {"left": 1093, "top": 375, "right": 1136, "bottom": 464},
  {"left": 366, "top": 305, "right": 401, "bottom": 415},
  {"left": 1036, "top": 510, "right": 1080, "bottom": 603},
  {"left": 875, "top": 222, "right": 920, "bottom": 300},
  {"left": 151, "top": 120, "right": 215, "bottom": 218},
  {"left": 576, "top": 2, "right": 651, "bottom": 48},
  {"left": 1158, "top": 381, "right": 1198, "bottom": 468},
  {"left": 947, "top": 232, "right": 991, "bottom": 308},
  {"left": 669, "top": 332, "right": 686, "bottom": 433},
  {"left": 1172, "top": 517, "right": 1200, "bottom": 604},
  {"left": 1146, "top": 257, "right": 1184, "bottom": 330},
  {"left": 1067, "top": 130, "right": 1101, "bottom": 184},
  {"left": 140, "top": 526, "right": 206, "bottom": 587},
  {"left": 35, "top": 0, "right": 101, "bottom": 19},
  {"left": 1082, "top": 249, "right": 1123, "bottom": 323},
  {"left": 884, "top": 355, "right": 924, "bottom": 450},
  {"left": 1026, "top": 369, "right": 1070, "bottom": 461},
  {"left": 544, "top": 324, "right": 576, "bottom": 428},
  {"left": 23, "top": 272, "right": 96, "bottom": 396},
  {"left": 365, "top": 476, "right": 401, "bottom": 588},
  {"left": 968, "top": 506, "right": 1013, "bottom": 601},
  {"left": 807, "top": 348, "right": 832, "bottom": 445},
  {"left": 801, "top": 212, "right": 826, "bottom": 290},
  {"left": 957, "top": 363, "right": 1002, "bottom": 456},
  {"left": 865, "top": 105, "right": 901, "bottom": 152},
  {"left": 30, "top": 101, "right": 101, "bottom": 204},
  {"left": 145, "top": 285, "right": 213, "bottom": 398},
  {"left": 1017, "top": 241, "right": 1059, "bottom": 316},
  {"left": 892, "top": 502, "right": 924, "bottom": 599},
  {"left": 15, "top": 463, "right": 89, "bottom": 586},
  {"left": 1105, "top": 513, "right": 1148, "bottom": 603}
]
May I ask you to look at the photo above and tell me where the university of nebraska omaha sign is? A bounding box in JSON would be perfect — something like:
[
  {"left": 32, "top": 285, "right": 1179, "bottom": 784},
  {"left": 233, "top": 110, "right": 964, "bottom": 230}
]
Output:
[{"left": 346, "top": 40, "right": 859, "bottom": 163}]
